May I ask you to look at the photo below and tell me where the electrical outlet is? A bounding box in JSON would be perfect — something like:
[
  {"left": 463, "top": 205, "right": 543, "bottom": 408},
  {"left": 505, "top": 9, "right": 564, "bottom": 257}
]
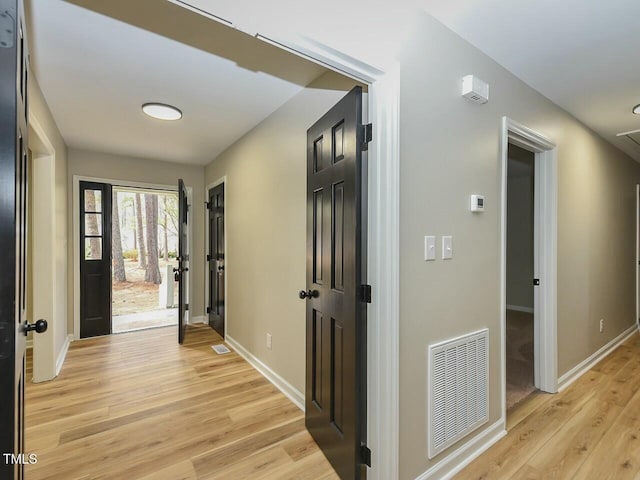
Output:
[
  {"left": 599, "top": 319, "right": 604, "bottom": 333},
  {"left": 266, "top": 333, "right": 272, "bottom": 350}
]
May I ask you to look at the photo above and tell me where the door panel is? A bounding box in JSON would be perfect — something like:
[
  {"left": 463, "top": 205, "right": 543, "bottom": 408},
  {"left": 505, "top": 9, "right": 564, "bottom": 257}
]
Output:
[
  {"left": 1, "top": 1, "right": 29, "bottom": 477},
  {"left": 304, "top": 87, "right": 368, "bottom": 480},
  {"left": 208, "top": 183, "right": 225, "bottom": 337},
  {"left": 79, "top": 181, "right": 112, "bottom": 338},
  {"left": 177, "top": 179, "right": 188, "bottom": 344}
]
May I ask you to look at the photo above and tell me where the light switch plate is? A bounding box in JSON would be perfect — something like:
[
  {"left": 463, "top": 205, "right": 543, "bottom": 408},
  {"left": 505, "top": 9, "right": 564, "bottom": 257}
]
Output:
[
  {"left": 424, "top": 236, "right": 436, "bottom": 261},
  {"left": 442, "top": 236, "right": 453, "bottom": 260}
]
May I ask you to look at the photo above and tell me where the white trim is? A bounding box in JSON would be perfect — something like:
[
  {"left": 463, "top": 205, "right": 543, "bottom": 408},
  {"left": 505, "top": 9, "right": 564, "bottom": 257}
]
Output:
[
  {"left": 506, "top": 305, "right": 534, "bottom": 314},
  {"left": 204, "top": 177, "right": 228, "bottom": 338},
  {"left": 364, "top": 64, "right": 400, "bottom": 480},
  {"left": 55, "top": 335, "right": 73, "bottom": 376},
  {"left": 225, "top": 335, "right": 305, "bottom": 411},
  {"left": 29, "top": 112, "right": 59, "bottom": 383},
  {"left": 73, "top": 176, "right": 192, "bottom": 339},
  {"left": 558, "top": 325, "right": 636, "bottom": 392},
  {"left": 190, "top": 315, "right": 207, "bottom": 324},
  {"left": 415, "top": 420, "right": 506, "bottom": 480},
  {"left": 500, "top": 117, "right": 558, "bottom": 431}
]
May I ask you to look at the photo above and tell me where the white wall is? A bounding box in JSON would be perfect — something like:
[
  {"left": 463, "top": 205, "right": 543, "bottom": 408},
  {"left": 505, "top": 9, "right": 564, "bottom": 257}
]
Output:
[{"left": 397, "top": 12, "right": 640, "bottom": 479}]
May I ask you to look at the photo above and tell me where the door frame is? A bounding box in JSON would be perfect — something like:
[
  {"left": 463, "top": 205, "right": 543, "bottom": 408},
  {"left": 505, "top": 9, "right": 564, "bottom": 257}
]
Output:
[
  {"left": 204, "top": 176, "right": 227, "bottom": 336},
  {"left": 28, "top": 113, "right": 59, "bottom": 382},
  {"left": 72, "top": 176, "right": 193, "bottom": 340},
  {"left": 194, "top": 36, "right": 400, "bottom": 479},
  {"left": 500, "top": 117, "right": 558, "bottom": 423}
]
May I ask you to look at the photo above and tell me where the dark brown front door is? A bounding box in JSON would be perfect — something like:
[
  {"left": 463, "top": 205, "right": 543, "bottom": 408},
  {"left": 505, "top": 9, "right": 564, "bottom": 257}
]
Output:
[
  {"left": 303, "top": 87, "right": 369, "bottom": 479},
  {"left": 176, "top": 179, "right": 188, "bottom": 344},
  {"left": 208, "top": 183, "right": 225, "bottom": 337},
  {"left": 0, "top": 1, "right": 47, "bottom": 477},
  {"left": 79, "top": 181, "right": 112, "bottom": 338}
]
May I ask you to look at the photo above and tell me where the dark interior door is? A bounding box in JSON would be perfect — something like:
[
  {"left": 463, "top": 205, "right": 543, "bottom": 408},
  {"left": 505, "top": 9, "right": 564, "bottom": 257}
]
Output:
[
  {"left": 79, "top": 181, "right": 112, "bottom": 338},
  {"left": 208, "top": 183, "right": 225, "bottom": 337},
  {"left": 176, "top": 179, "right": 188, "bottom": 344},
  {"left": 1, "top": 1, "right": 33, "bottom": 477},
  {"left": 303, "top": 87, "right": 368, "bottom": 479}
]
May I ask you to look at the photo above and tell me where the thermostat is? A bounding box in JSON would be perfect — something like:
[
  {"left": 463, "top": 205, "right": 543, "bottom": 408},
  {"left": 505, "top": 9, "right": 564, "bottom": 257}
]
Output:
[{"left": 470, "top": 194, "right": 485, "bottom": 212}]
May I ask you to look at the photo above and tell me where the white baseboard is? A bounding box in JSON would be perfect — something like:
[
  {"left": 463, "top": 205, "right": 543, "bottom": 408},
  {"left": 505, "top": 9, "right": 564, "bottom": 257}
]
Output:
[
  {"left": 506, "top": 304, "right": 534, "bottom": 314},
  {"left": 190, "top": 315, "right": 207, "bottom": 324},
  {"left": 416, "top": 420, "right": 506, "bottom": 480},
  {"left": 55, "top": 334, "right": 73, "bottom": 376},
  {"left": 225, "top": 335, "right": 305, "bottom": 411},
  {"left": 557, "top": 324, "right": 637, "bottom": 392}
]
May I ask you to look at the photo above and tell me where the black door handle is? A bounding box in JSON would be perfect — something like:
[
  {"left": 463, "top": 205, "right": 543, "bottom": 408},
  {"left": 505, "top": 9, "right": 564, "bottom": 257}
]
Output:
[
  {"left": 24, "top": 319, "right": 47, "bottom": 335},
  {"left": 299, "top": 289, "right": 319, "bottom": 299},
  {"left": 218, "top": 265, "right": 224, "bottom": 271}
]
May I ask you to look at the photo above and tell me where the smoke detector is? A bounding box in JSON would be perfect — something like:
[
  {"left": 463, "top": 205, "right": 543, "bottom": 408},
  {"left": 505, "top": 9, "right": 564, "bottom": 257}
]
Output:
[{"left": 462, "top": 75, "right": 489, "bottom": 105}]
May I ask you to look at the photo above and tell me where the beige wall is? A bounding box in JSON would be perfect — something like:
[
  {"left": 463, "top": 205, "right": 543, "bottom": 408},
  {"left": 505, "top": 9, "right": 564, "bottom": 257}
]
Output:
[
  {"left": 506, "top": 151, "right": 534, "bottom": 310},
  {"left": 29, "top": 75, "right": 69, "bottom": 381},
  {"left": 67, "top": 149, "right": 206, "bottom": 337},
  {"left": 398, "top": 12, "right": 640, "bottom": 479},
  {"left": 204, "top": 71, "right": 358, "bottom": 392}
]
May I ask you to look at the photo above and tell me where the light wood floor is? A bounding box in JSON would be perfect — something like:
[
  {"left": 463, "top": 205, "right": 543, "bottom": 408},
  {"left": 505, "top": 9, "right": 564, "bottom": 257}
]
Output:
[
  {"left": 25, "top": 325, "right": 338, "bottom": 480},
  {"left": 456, "top": 331, "right": 640, "bottom": 480}
]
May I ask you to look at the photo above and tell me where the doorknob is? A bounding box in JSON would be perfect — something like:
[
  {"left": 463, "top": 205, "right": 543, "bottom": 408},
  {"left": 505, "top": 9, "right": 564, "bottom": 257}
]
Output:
[
  {"left": 299, "top": 289, "right": 319, "bottom": 299},
  {"left": 24, "top": 319, "right": 47, "bottom": 336}
]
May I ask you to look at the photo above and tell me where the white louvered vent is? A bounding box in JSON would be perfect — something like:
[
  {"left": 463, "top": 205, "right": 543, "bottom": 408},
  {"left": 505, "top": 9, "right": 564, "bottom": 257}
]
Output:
[{"left": 428, "top": 328, "right": 489, "bottom": 459}]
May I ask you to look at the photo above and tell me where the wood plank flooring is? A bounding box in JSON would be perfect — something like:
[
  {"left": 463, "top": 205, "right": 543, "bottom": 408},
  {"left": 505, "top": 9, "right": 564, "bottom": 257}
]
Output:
[
  {"left": 456, "top": 331, "right": 640, "bottom": 480},
  {"left": 25, "top": 325, "right": 338, "bottom": 480}
]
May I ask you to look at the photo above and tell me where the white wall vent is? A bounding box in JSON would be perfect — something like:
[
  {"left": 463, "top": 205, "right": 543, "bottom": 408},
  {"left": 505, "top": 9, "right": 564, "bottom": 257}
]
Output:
[{"left": 428, "top": 328, "right": 489, "bottom": 459}]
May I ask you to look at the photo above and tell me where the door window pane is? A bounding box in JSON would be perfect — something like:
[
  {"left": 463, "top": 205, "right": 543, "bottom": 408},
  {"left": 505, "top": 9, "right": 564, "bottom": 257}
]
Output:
[
  {"left": 84, "top": 190, "right": 102, "bottom": 213},
  {"left": 85, "top": 238, "right": 102, "bottom": 260},
  {"left": 85, "top": 213, "right": 102, "bottom": 236}
]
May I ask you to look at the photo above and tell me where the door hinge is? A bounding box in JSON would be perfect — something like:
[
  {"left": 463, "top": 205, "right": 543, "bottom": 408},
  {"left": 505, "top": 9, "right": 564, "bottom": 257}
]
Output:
[
  {"left": 206, "top": 306, "right": 211, "bottom": 314},
  {"left": 360, "top": 444, "right": 371, "bottom": 467},
  {"left": 207, "top": 254, "right": 212, "bottom": 262},
  {"left": 533, "top": 278, "right": 540, "bottom": 286},
  {"left": 185, "top": 304, "right": 189, "bottom": 311},
  {"left": 362, "top": 123, "right": 373, "bottom": 151},
  {"left": 205, "top": 201, "right": 211, "bottom": 210},
  {"left": 360, "top": 284, "right": 372, "bottom": 303}
]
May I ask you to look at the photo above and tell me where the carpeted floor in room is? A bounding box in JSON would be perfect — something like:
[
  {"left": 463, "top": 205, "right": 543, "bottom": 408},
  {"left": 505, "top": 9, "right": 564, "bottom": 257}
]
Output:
[{"left": 506, "top": 309, "right": 536, "bottom": 410}]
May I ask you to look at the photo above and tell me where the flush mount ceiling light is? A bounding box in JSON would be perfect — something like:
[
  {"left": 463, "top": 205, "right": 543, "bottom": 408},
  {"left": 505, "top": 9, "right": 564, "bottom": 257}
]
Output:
[
  {"left": 142, "top": 103, "right": 182, "bottom": 121},
  {"left": 634, "top": 104, "right": 640, "bottom": 115}
]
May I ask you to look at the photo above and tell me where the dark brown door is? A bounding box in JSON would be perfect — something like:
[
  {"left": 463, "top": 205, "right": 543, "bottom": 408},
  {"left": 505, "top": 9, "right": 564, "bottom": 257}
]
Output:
[
  {"left": 208, "top": 183, "right": 225, "bottom": 337},
  {"left": 0, "top": 1, "right": 47, "bottom": 477},
  {"left": 176, "top": 179, "right": 188, "bottom": 344},
  {"left": 303, "top": 87, "right": 369, "bottom": 479},
  {"left": 79, "top": 181, "right": 112, "bottom": 338}
]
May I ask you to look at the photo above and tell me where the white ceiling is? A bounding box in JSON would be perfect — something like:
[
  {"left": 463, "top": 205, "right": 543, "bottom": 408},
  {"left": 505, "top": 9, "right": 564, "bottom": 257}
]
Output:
[
  {"left": 419, "top": 0, "right": 640, "bottom": 160},
  {"left": 27, "top": 0, "right": 327, "bottom": 165},
  {"left": 28, "top": 0, "right": 640, "bottom": 165}
]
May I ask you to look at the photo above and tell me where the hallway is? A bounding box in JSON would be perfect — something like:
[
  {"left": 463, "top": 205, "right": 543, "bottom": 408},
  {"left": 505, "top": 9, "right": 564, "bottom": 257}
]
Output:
[
  {"left": 25, "top": 325, "right": 338, "bottom": 479},
  {"left": 456, "top": 332, "right": 640, "bottom": 479}
]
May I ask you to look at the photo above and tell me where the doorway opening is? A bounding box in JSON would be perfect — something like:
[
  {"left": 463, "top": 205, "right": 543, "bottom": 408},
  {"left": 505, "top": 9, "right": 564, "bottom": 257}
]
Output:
[
  {"left": 75, "top": 178, "right": 189, "bottom": 340},
  {"left": 111, "top": 187, "right": 180, "bottom": 333},
  {"left": 501, "top": 117, "right": 558, "bottom": 424},
  {"left": 505, "top": 144, "right": 536, "bottom": 410}
]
